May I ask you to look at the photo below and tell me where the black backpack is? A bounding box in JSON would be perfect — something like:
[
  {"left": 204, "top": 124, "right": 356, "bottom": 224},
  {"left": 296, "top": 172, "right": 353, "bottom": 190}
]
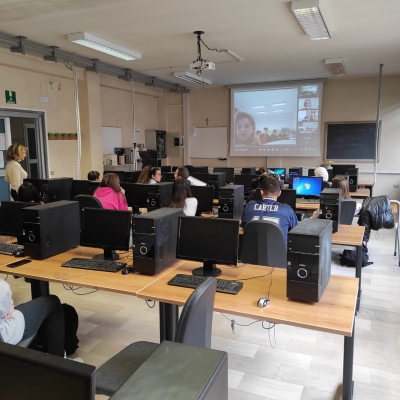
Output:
[
  {"left": 339, "top": 244, "right": 373, "bottom": 268},
  {"left": 62, "top": 303, "right": 80, "bottom": 356}
]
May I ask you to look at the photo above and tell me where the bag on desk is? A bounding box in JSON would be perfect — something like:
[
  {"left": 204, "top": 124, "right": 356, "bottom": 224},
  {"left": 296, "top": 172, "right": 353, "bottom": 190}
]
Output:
[
  {"left": 62, "top": 303, "right": 80, "bottom": 356},
  {"left": 339, "top": 244, "right": 373, "bottom": 268}
]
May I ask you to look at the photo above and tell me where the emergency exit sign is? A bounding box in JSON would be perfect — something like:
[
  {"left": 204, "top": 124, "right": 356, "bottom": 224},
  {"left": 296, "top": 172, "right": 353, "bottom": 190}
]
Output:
[{"left": 5, "top": 90, "right": 16, "bottom": 104}]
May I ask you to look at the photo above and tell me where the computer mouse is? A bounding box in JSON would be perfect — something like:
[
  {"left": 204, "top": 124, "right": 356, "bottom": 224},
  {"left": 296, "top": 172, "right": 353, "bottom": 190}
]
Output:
[
  {"left": 121, "top": 266, "right": 134, "bottom": 275},
  {"left": 14, "top": 251, "right": 25, "bottom": 257}
]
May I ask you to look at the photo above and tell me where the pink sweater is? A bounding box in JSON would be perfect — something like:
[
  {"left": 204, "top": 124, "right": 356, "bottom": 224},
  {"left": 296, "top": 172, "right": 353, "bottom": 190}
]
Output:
[{"left": 94, "top": 187, "right": 128, "bottom": 210}]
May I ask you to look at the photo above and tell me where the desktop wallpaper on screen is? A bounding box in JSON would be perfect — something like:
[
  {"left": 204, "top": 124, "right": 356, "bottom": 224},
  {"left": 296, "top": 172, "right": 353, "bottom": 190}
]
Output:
[{"left": 292, "top": 176, "right": 322, "bottom": 196}]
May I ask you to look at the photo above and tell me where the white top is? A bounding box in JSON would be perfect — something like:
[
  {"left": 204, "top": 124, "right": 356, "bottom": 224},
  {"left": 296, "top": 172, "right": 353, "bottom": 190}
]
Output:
[
  {"left": 5, "top": 160, "right": 27, "bottom": 191},
  {"left": 187, "top": 175, "right": 207, "bottom": 186},
  {"left": 184, "top": 197, "right": 198, "bottom": 216}
]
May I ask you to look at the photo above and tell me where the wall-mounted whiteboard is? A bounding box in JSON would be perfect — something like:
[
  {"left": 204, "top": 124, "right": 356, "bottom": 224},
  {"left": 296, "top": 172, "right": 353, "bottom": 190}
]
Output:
[
  {"left": 189, "top": 127, "right": 228, "bottom": 159},
  {"left": 102, "top": 126, "right": 122, "bottom": 154}
]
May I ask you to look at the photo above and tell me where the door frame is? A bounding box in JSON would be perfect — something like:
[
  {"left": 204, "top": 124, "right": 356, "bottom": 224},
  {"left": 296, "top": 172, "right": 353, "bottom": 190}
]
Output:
[{"left": 0, "top": 107, "right": 49, "bottom": 179}]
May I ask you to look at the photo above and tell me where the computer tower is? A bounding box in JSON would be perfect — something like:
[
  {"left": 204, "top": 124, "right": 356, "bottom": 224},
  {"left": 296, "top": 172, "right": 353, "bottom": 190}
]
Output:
[
  {"left": 219, "top": 185, "right": 244, "bottom": 220},
  {"left": 22, "top": 201, "right": 80, "bottom": 259},
  {"left": 191, "top": 172, "right": 209, "bottom": 184},
  {"left": 319, "top": 188, "right": 342, "bottom": 233},
  {"left": 241, "top": 167, "right": 256, "bottom": 175},
  {"left": 162, "top": 172, "right": 175, "bottom": 182},
  {"left": 131, "top": 208, "right": 184, "bottom": 275},
  {"left": 147, "top": 182, "right": 174, "bottom": 211},
  {"left": 288, "top": 167, "right": 308, "bottom": 186},
  {"left": 347, "top": 168, "right": 359, "bottom": 192},
  {"left": 139, "top": 150, "right": 158, "bottom": 167},
  {"left": 24, "top": 178, "right": 72, "bottom": 204},
  {"left": 208, "top": 172, "right": 226, "bottom": 199},
  {"left": 287, "top": 219, "right": 332, "bottom": 302}
]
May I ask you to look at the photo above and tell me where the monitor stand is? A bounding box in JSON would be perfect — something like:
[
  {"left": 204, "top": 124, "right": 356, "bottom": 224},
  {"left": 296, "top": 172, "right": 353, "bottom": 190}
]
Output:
[
  {"left": 93, "top": 249, "right": 119, "bottom": 261},
  {"left": 192, "top": 261, "right": 222, "bottom": 277}
]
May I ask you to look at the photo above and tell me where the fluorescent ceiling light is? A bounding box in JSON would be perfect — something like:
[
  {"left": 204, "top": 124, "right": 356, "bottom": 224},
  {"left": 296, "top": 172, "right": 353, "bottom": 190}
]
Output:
[
  {"left": 291, "top": 0, "right": 331, "bottom": 40},
  {"left": 68, "top": 32, "right": 141, "bottom": 61},
  {"left": 325, "top": 58, "right": 346, "bottom": 76},
  {"left": 272, "top": 103, "right": 286, "bottom": 106},
  {"left": 174, "top": 71, "right": 211, "bottom": 85},
  {"left": 273, "top": 109, "right": 284, "bottom": 113},
  {"left": 252, "top": 105, "right": 265, "bottom": 109},
  {"left": 257, "top": 111, "right": 267, "bottom": 114}
]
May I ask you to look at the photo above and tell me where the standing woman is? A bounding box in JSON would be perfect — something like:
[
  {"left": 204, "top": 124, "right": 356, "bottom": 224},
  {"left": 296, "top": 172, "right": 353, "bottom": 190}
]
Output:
[{"left": 5, "top": 143, "right": 28, "bottom": 201}]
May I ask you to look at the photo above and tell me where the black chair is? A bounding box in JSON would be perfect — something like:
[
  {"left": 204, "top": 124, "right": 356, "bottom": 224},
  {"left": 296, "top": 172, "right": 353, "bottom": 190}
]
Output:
[
  {"left": 340, "top": 201, "right": 357, "bottom": 225},
  {"left": 73, "top": 195, "right": 102, "bottom": 224},
  {"left": 241, "top": 220, "right": 287, "bottom": 268},
  {"left": 96, "top": 277, "right": 217, "bottom": 397},
  {"left": 322, "top": 181, "right": 331, "bottom": 189}
]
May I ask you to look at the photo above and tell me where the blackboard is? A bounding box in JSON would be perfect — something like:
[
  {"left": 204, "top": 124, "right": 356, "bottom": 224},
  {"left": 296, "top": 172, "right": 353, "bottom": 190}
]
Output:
[{"left": 325, "top": 122, "right": 380, "bottom": 162}]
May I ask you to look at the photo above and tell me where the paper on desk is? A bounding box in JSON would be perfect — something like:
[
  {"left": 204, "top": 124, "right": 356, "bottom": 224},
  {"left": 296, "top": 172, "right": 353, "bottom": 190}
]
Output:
[{"left": 0, "top": 134, "right": 5, "bottom": 150}]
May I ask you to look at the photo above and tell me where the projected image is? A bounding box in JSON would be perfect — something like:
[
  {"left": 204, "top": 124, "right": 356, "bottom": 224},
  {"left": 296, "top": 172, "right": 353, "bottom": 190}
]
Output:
[
  {"left": 292, "top": 176, "right": 322, "bottom": 196},
  {"left": 299, "top": 85, "right": 318, "bottom": 98},
  {"left": 298, "top": 109, "right": 318, "bottom": 122}
]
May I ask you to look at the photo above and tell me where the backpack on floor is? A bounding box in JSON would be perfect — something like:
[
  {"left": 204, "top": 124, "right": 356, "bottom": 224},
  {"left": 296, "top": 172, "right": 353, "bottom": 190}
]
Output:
[
  {"left": 339, "top": 244, "right": 373, "bottom": 268},
  {"left": 62, "top": 303, "right": 80, "bottom": 356}
]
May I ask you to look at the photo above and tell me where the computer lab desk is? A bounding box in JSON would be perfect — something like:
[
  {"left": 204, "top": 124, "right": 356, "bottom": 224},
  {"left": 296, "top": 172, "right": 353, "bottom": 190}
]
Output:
[{"left": 136, "top": 261, "right": 359, "bottom": 400}]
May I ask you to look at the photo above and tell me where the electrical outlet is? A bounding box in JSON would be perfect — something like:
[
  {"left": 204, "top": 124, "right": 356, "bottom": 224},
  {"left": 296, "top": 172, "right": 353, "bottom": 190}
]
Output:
[
  {"left": 393, "top": 185, "right": 399, "bottom": 188},
  {"left": 50, "top": 171, "right": 54, "bottom": 176}
]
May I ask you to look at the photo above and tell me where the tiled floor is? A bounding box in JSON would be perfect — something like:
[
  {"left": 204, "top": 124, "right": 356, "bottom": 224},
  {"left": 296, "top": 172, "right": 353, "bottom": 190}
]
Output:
[{"left": 3, "top": 228, "right": 399, "bottom": 399}]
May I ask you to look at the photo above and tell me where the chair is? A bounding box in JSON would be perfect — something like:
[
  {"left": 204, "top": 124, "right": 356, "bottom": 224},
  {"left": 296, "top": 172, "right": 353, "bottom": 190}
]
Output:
[
  {"left": 241, "top": 220, "right": 287, "bottom": 268},
  {"left": 390, "top": 200, "right": 400, "bottom": 266},
  {"left": 340, "top": 201, "right": 357, "bottom": 225},
  {"left": 96, "top": 277, "right": 217, "bottom": 397},
  {"left": 73, "top": 194, "right": 102, "bottom": 223},
  {"left": 322, "top": 181, "right": 331, "bottom": 189},
  {"left": 0, "top": 332, "right": 36, "bottom": 348}
]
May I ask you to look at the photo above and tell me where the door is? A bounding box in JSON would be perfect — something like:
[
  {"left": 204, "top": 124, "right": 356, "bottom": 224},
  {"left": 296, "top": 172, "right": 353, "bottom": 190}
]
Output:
[
  {"left": 0, "top": 118, "right": 12, "bottom": 201},
  {"left": 23, "top": 124, "right": 39, "bottom": 179}
]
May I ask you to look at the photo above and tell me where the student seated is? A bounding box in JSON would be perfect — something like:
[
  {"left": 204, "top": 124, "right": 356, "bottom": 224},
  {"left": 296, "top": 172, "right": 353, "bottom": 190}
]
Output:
[
  {"left": 314, "top": 166, "right": 331, "bottom": 186},
  {"left": 17, "top": 182, "right": 43, "bottom": 203},
  {"left": 87, "top": 171, "right": 101, "bottom": 181},
  {"left": 241, "top": 175, "right": 298, "bottom": 242},
  {"left": 174, "top": 166, "right": 207, "bottom": 186},
  {"left": 332, "top": 176, "right": 362, "bottom": 215},
  {"left": 136, "top": 166, "right": 162, "bottom": 184},
  {"left": 93, "top": 173, "right": 128, "bottom": 210},
  {"left": 162, "top": 179, "right": 198, "bottom": 216}
]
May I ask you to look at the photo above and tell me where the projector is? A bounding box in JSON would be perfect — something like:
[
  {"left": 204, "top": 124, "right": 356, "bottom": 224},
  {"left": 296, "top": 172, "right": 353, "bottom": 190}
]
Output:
[{"left": 190, "top": 60, "right": 216, "bottom": 71}]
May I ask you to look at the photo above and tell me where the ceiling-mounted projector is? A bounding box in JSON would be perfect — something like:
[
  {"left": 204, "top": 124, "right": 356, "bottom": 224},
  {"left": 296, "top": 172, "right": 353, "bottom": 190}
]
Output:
[{"left": 190, "top": 60, "right": 215, "bottom": 71}]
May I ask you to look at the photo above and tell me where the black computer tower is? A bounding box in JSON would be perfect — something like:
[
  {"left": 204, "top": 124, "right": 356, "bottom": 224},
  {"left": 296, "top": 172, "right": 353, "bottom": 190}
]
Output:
[
  {"left": 287, "top": 219, "right": 332, "bottom": 302},
  {"left": 219, "top": 185, "right": 244, "bottom": 220},
  {"left": 191, "top": 172, "right": 209, "bottom": 184},
  {"left": 241, "top": 167, "right": 256, "bottom": 174},
  {"left": 319, "top": 188, "right": 342, "bottom": 233},
  {"left": 347, "top": 168, "right": 359, "bottom": 192},
  {"left": 139, "top": 150, "right": 158, "bottom": 168},
  {"left": 24, "top": 178, "right": 72, "bottom": 204},
  {"left": 208, "top": 172, "right": 226, "bottom": 199},
  {"left": 22, "top": 201, "right": 80, "bottom": 259},
  {"left": 132, "top": 208, "right": 184, "bottom": 275},
  {"left": 147, "top": 182, "right": 173, "bottom": 211}
]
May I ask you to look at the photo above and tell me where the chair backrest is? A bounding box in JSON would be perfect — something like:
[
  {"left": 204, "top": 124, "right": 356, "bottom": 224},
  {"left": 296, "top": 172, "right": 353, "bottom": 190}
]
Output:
[
  {"left": 73, "top": 195, "right": 103, "bottom": 224},
  {"left": 322, "top": 181, "right": 331, "bottom": 189},
  {"left": 340, "top": 200, "right": 357, "bottom": 225},
  {"left": 241, "top": 220, "right": 287, "bottom": 268},
  {"left": 174, "top": 277, "right": 217, "bottom": 349}
]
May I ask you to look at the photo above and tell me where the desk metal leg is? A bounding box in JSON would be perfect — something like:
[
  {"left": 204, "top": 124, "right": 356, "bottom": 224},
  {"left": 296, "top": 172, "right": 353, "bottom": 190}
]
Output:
[
  {"left": 343, "top": 318, "right": 355, "bottom": 400},
  {"left": 30, "top": 279, "right": 50, "bottom": 299},
  {"left": 355, "top": 245, "right": 362, "bottom": 312},
  {"left": 159, "top": 302, "right": 179, "bottom": 342}
]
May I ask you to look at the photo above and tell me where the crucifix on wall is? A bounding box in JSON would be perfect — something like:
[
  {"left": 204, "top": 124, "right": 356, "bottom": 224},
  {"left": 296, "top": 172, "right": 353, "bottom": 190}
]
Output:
[{"left": 206, "top": 118, "right": 209, "bottom": 126}]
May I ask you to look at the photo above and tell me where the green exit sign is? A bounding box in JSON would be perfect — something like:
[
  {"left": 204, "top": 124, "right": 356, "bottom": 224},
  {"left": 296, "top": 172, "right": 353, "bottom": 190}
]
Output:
[{"left": 5, "top": 90, "right": 16, "bottom": 104}]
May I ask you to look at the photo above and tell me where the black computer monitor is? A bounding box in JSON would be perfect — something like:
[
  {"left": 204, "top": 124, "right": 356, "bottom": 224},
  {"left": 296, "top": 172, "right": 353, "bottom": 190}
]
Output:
[
  {"left": 0, "top": 341, "right": 95, "bottom": 400},
  {"left": 176, "top": 216, "right": 239, "bottom": 277},
  {"left": 213, "top": 168, "right": 235, "bottom": 183},
  {"left": 277, "top": 189, "right": 297, "bottom": 212},
  {"left": 191, "top": 172, "right": 209, "bottom": 183},
  {"left": 192, "top": 166, "right": 208, "bottom": 173},
  {"left": 307, "top": 168, "right": 315, "bottom": 177},
  {"left": 80, "top": 208, "right": 131, "bottom": 260},
  {"left": 0, "top": 201, "right": 37, "bottom": 244},
  {"left": 331, "top": 165, "right": 356, "bottom": 178},
  {"left": 233, "top": 174, "right": 258, "bottom": 195},
  {"left": 268, "top": 168, "right": 286, "bottom": 180},
  {"left": 292, "top": 176, "right": 323, "bottom": 198},
  {"left": 162, "top": 172, "right": 175, "bottom": 182},
  {"left": 120, "top": 182, "right": 148, "bottom": 209},
  {"left": 189, "top": 186, "right": 214, "bottom": 215},
  {"left": 161, "top": 166, "right": 172, "bottom": 173},
  {"left": 241, "top": 167, "right": 256, "bottom": 174}
]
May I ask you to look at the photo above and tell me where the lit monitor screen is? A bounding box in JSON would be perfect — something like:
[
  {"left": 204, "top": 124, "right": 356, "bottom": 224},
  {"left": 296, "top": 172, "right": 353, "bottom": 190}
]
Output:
[
  {"left": 0, "top": 201, "right": 37, "bottom": 244},
  {"left": 268, "top": 168, "right": 286, "bottom": 180},
  {"left": 80, "top": 208, "right": 131, "bottom": 260},
  {"left": 176, "top": 216, "right": 239, "bottom": 277},
  {"left": 292, "top": 176, "right": 323, "bottom": 197}
]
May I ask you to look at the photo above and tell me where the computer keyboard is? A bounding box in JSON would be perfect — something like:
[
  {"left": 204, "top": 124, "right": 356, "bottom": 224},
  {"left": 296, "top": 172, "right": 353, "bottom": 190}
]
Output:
[
  {"left": 168, "top": 274, "right": 243, "bottom": 295},
  {"left": 296, "top": 198, "right": 320, "bottom": 204},
  {"left": 0, "top": 243, "right": 24, "bottom": 255},
  {"left": 61, "top": 258, "right": 127, "bottom": 272}
]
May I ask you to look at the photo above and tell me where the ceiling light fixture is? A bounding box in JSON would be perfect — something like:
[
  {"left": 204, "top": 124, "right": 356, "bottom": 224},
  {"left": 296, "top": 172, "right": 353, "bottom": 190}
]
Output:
[
  {"left": 272, "top": 103, "right": 286, "bottom": 106},
  {"left": 68, "top": 32, "right": 141, "bottom": 61},
  {"left": 252, "top": 105, "right": 265, "bottom": 109},
  {"left": 291, "top": 0, "right": 331, "bottom": 40},
  {"left": 273, "top": 109, "right": 284, "bottom": 113},
  {"left": 325, "top": 58, "right": 346, "bottom": 76},
  {"left": 257, "top": 111, "right": 267, "bottom": 114},
  {"left": 174, "top": 71, "right": 211, "bottom": 86}
]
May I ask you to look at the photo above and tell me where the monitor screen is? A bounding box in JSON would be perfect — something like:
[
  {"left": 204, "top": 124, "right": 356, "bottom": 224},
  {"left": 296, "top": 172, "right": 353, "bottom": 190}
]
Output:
[
  {"left": 0, "top": 341, "right": 95, "bottom": 400},
  {"left": 0, "top": 201, "right": 37, "bottom": 244},
  {"left": 268, "top": 168, "right": 286, "bottom": 180},
  {"left": 176, "top": 216, "right": 239, "bottom": 277},
  {"left": 213, "top": 168, "right": 235, "bottom": 183},
  {"left": 80, "top": 208, "right": 131, "bottom": 260},
  {"left": 70, "top": 180, "right": 100, "bottom": 199},
  {"left": 234, "top": 174, "right": 258, "bottom": 194},
  {"left": 277, "top": 189, "right": 297, "bottom": 212},
  {"left": 293, "top": 176, "right": 322, "bottom": 197},
  {"left": 120, "top": 183, "right": 148, "bottom": 209}
]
